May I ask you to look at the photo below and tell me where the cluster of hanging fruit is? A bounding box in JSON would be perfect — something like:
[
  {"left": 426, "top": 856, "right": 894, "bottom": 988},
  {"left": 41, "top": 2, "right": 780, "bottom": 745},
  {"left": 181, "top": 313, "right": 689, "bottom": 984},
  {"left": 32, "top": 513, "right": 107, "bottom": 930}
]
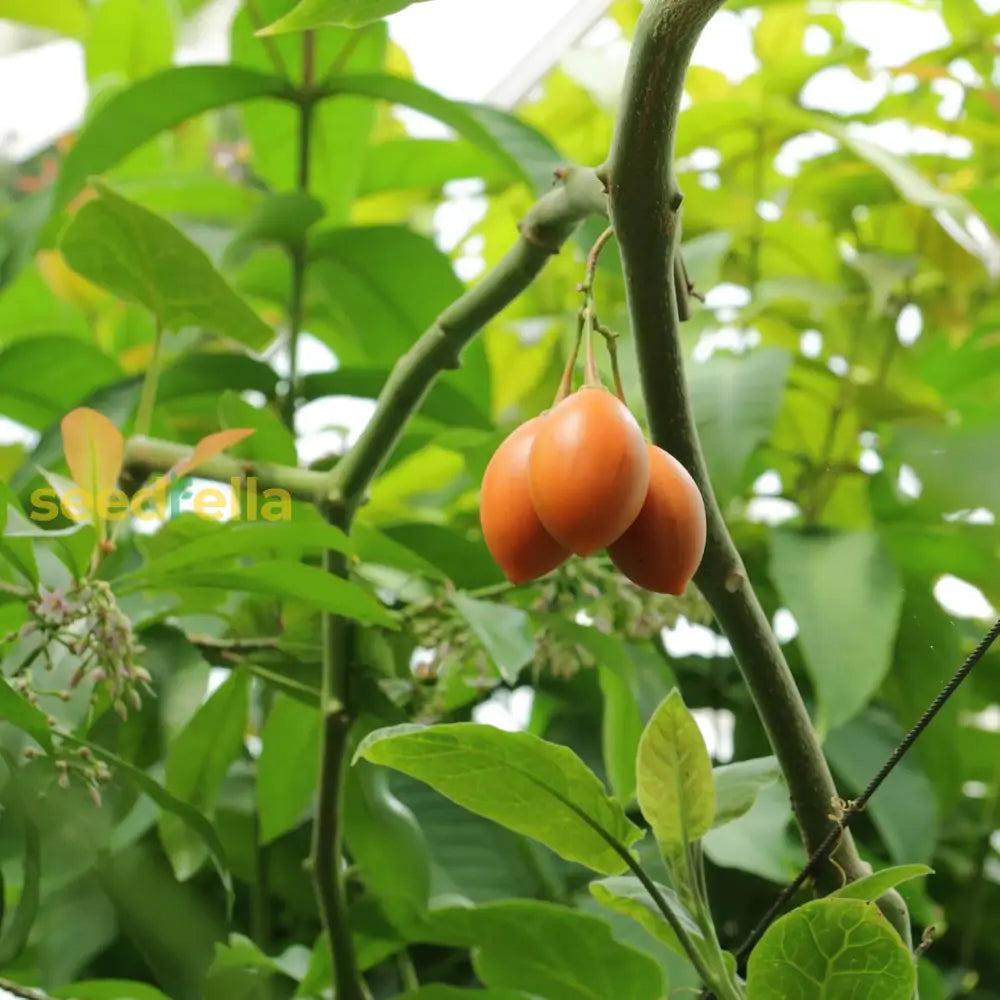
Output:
[{"left": 479, "top": 275, "right": 707, "bottom": 595}]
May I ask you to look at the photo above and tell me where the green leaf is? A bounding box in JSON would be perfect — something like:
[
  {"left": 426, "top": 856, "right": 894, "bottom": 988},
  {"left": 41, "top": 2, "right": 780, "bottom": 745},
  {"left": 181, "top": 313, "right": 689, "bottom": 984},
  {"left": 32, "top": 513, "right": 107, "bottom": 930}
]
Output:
[
  {"left": 702, "top": 782, "right": 804, "bottom": 884},
  {"left": 0, "top": 336, "right": 122, "bottom": 429},
  {"left": 257, "top": 694, "right": 320, "bottom": 843},
  {"left": 53, "top": 66, "right": 292, "bottom": 213},
  {"left": 745, "top": 897, "right": 915, "bottom": 1000},
  {"left": 159, "top": 352, "right": 279, "bottom": 401},
  {"left": 590, "top": 876, "right": 702, "bottom": 961},
  {"left": 449, "top": 591, "right": 534, "bottom": 685},
  {"left": 124, "top": 521, "right": 351, "bottom": 580},
  {"left": 343, "top": 755, "right": 432, "bottom": 923},
  {"left": 207, "top": 933, "right": 310, "bottom": 982},
  {"left": 60, "top": 184, "right": 272, "bottom": 347},
  {"left": 832, "top": 864, "right": 933, "bottom": 903},
  {"left": 688, "top": 347, "right": 792, "bottom": 505},
  {"left": 769, "top": 529, "right": 904, "bottom": 733},
  {"left": 597, "top": 663, "right": 644, "bottom": 804},
  {"left": 86, "top": 0, "right": 174, "bottom": 83},
  {"left": 891, "top": 423, "right": 1000, "bottom": 513},
  {"left": 222, "top": 192, "right": 325, "bottom": 268},
  {"left": 0, "top": 677, "right": 54, "bottom": 751},
  {"left": 317, "top": 75, "right": 552, "bottom": 189},
  {"left": 59, "top": 733, "right": 233, "bottom": 904},
  {"left": 52, "top": 982, "right": 172, "bottom": 1000},
  {"left": 118, "top": 561, "right": 393, "bottom": 627},
  {"left": 636, "top": 690, "right": 715, "bottom": 852},
  {"left": 260, "top": 0, "right": 434, "bottom": 32},
  {"left": 713, "top": 757, "right": 782, "bottom": 829},
  {"left": 356, "top": 723, "right": 643, "bottom": 874},
  {"left": 358, "top": 139, "right": 507, "bottom": 197},
  {"left": 161, "top": 670, "right": 250, "bottom": 880},
  {"left": 397, "top": 989, "right": 530, "bottom": 1000},
  {"left": 0, "top": 0, "right": 86, "bottom": 36},
  {"left": 417, "top": 900, "right": 665, "bottom": 1000}
]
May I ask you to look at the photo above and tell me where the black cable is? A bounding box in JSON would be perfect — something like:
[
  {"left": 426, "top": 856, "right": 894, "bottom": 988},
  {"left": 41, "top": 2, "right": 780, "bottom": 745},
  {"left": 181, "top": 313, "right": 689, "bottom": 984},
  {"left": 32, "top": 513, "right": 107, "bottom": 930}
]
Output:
[{"left": 698, "top": 616, "right": 1000, "bottom": 999}]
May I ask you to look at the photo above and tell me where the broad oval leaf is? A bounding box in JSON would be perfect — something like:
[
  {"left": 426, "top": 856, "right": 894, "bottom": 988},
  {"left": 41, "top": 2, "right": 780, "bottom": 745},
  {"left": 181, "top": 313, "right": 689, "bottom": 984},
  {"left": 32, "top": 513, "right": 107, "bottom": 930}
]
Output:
[
  {"left": 713, "top": 756, "right": 782, "bottom": 829},
  {"left": 53, "top": 981, "right": 172, "bottom": 1000},
  {"left": 637, "top": 690, "right": 715, "bottom": 851},
  {"left": 769, "top": 529, "right": 904, "bottom": 732},
  {"left": 60, "top": 184, "right": 273, "bottom": 348},
  {"left": 356, "top": 722, "right": 643, "bottom": 875},
  {"left": 746, "top": 897, "right": 916, "bottom": 1000},
  {"left": 417, "top": 900, "right": 665, "bottom": 1000},
  {"left": 398, "top": 989, "right": 530, "bottom": 1000},
  {"left": 53, "top": 66, "right": 293, "bottom": 213},
  {"left": 60, "top": 407, "right": 125, "bottom": 516},
  {"left": 832, "top": 864, "right": 933, "bottom": 904}
]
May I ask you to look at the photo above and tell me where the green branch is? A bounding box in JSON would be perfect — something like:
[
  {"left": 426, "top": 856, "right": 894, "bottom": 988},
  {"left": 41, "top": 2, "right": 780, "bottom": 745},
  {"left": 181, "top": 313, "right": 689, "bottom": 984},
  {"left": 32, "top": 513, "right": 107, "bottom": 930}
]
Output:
[
  {"left": 602, "top": 0, "right": 910, "bottom": 942},
  {"left": 327, "top": 165, "right": 608, "bottom": 506},
  {"left": 304, "top": 165, "right": 605, "bottom": 999},
  {"left": 122, "top": 435, "right": 331, "bottom": 501}
]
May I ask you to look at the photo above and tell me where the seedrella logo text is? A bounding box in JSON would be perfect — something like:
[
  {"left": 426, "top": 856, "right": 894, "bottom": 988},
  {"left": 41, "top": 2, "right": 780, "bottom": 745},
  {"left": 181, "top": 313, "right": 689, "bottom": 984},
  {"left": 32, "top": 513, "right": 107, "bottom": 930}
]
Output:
[
  {"left": 30, "top": 474, "right": 291, "bottom": 523},
  {"left": 29, "top": 409, "right": 293, "bottom": 524}
]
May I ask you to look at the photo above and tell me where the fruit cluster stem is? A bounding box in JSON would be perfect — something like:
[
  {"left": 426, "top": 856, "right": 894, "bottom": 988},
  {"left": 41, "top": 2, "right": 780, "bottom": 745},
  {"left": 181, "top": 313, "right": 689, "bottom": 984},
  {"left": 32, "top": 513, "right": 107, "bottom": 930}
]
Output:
[{"left": 602, "top": 0, "right": 910, "bottom": 948}]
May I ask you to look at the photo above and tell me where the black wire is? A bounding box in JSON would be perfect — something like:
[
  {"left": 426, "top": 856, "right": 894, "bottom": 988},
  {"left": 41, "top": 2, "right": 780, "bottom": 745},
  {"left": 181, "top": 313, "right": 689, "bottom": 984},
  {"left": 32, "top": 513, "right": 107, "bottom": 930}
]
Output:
[{"left": 698, "top": 616, "right": 1000, "bottom": 999}]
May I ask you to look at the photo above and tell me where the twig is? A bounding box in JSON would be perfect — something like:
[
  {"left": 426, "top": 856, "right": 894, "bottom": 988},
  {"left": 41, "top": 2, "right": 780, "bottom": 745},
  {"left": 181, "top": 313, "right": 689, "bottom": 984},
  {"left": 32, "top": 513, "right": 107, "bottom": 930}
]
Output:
[
  {"left": 122, "top": 435, "right": 331, "bottom": 502},
  {"left": 603, "top": 0, "right": 910, "bottom": 944},
  {"left": 327, "top": 166, "right": 607, "bottom": 504},
  {"left": 0, "top": 978, "right": 57, "bottom": 1000}
]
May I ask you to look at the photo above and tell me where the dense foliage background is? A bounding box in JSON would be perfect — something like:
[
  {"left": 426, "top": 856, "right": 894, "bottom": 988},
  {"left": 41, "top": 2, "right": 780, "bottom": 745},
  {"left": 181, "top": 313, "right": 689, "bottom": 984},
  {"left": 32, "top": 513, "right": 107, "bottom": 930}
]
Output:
[{"left": 0, "top": 0, "right": 999, "bottom": 997}]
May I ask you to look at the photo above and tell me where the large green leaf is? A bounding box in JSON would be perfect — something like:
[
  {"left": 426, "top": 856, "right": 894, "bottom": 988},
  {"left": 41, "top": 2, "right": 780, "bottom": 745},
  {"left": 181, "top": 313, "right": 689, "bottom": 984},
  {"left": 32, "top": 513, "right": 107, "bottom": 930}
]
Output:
[
  {"left": 121, "top": 521, "right": 350, "bottom": 581},
  {"left": 397, "top": 990, "right": 530, "bottom": 1000},
  {"left": 60, "top": 184, "right": 273, "bottom": 347},
  {"left": 636, "top": 690, "right": 715, "bottom": 852},
  {"left": 688, "top": 347, "right": 792, "bottom": 505},
  {"left": 0, "top": 336, "right": 122, "bottom": 429},
  {"left": 161, "top": 670, "right": 250, "bottom": 880},
  {"left": 356, "top": 723, "right": 643, "bottom": 874},
  {"left": 260, "top": 0, "right": 434, "bottom": 32},
  {"left": 257, "top": 694, "right": 320, "bottom": 843},
  {"left": 416, "top": 900, "right": 665, "bottom": 1000},
  {"left": 769, "top": 529, "right": 904, "bottom": 732},
  {"left": 745, "top": 897, "right": 915, "bottom": 999},
  {"left": 117, "top": 561, "right": 394, "bottom": 627},
  {"left": 53, "top": 66, "right": 293, "bottom": 213}
]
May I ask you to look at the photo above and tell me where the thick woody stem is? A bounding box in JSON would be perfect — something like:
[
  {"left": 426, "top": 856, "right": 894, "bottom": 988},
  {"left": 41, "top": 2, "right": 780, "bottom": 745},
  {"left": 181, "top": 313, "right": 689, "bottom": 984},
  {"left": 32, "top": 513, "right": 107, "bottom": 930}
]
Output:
[{"left": 603, "top": 0, "right": 910, "bottom": 945}]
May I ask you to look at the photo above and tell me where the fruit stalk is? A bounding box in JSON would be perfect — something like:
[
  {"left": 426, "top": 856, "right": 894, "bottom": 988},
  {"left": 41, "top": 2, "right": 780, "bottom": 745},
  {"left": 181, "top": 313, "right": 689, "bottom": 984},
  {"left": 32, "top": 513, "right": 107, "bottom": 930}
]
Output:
[{"left": 602, "top": 0, "right": 911, "bottom": 943}]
